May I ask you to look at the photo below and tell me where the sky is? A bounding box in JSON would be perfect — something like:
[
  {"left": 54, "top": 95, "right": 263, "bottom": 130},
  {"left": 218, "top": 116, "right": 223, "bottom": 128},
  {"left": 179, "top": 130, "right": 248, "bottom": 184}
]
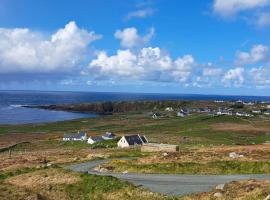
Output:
[{"left": 1, "top": 0, "right": 270, "bottom": 95}]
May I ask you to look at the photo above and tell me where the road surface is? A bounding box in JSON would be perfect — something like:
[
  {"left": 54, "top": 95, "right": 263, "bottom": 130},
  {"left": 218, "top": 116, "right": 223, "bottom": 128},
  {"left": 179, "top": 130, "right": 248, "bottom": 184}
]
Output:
[{"left": 65, "top": 159, "right": 270, "bottom": 196}]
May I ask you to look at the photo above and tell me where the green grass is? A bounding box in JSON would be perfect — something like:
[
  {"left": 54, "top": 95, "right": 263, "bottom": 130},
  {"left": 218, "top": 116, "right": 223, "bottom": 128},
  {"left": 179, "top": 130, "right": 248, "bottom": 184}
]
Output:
[
  {"left": 65, "top": 173, "right": 130, "bottom": 199},
  {"left": 0, "top": 167, "right": 39, "bottom": 180},
  {"left": 1, "top": 112, "right": 270, "bottom": 147},
  {"left": 104, "top": 160, "right": 270, "bottom": 175}
]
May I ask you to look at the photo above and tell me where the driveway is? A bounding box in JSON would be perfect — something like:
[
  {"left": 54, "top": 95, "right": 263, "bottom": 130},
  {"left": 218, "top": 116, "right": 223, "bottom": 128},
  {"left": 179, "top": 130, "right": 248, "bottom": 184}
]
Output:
[{"left": 65, "top": 159, "right": 270, "bottom": 196}]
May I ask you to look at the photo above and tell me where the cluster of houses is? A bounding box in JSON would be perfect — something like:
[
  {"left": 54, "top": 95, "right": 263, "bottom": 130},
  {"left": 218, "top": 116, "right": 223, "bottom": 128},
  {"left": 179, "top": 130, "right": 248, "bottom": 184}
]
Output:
[
  {"left": 62, "top": 132, "right": 178, "bottom": 151},
  {"left": 63, "top": 131, "right": 148, "bottom": 148},
  {"left": 152, "top": 104, "right": 270, "bottom": 119},
  {"left": 63, "top": 131, "right": 116, "bottom": 144}
]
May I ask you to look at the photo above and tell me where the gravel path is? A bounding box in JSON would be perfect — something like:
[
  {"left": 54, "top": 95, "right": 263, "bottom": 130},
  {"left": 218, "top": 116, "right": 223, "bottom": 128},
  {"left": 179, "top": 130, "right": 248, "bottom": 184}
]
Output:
[{"left": 65, "top": 159, "right": 270, "bottom": 196}]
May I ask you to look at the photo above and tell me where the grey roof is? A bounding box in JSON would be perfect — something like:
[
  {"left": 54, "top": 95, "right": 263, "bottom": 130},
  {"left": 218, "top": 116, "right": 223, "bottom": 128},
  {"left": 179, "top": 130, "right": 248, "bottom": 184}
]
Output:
[
  {"left": 140, "top": 135, "right": 148, "bottom": 143},
  {"left": 64, "top": 132, "right": 86, "bottom": 139},
  {"left": 103, "top": 132, "right": 116, "bottom": 138},
  {"left": 89, "top": 136, "right": 104, "bottom": 142},
  {"left": 124, "top": 135, "right": 148, "bottom": 145}
]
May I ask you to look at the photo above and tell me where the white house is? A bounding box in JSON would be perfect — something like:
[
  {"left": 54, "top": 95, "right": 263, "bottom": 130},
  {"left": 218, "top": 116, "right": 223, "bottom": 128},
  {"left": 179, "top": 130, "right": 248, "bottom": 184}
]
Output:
[
  {"left": 264, "top": 110, "right": 270, "bottom": 116},
  {"left": 236, "top": 112, "right": 253, "bottom": 117},
  {"left": 117, "top": 134, "right": 148, "bottom": 148},
  {"left": 102, "top": 132, "right": 116, "bottom": 140},
  {"left": 87, "top": 136, "right": 104, "bottom": 144},
  {"left": 63, "top": 132, "right": 87, "bottom": 141},
  {"left": 252, "top": 110, "right": 261, "bottom": 114},
  {"left": 165, "top": 107, "right": 174, "bottom": 112},
  {"left": 177, "top": 111, "right": 187, "bottom": 117}
]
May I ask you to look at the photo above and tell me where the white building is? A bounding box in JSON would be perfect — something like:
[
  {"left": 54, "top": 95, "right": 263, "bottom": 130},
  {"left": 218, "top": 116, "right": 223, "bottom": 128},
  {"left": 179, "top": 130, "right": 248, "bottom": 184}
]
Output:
[
  {"left": 63, "top": 132, "right": 87, "bottom": 141},
  {"left": 102, "top": 132, "right": 116, "bottom": 140},
  {"left": 117, "top": 135, "right": 148, "bottom": 148},
  {"left": 87, "top": 136, "right": 104, "bottom": 144},
  {"left": 165, "top": 107, "right": 174, "bottom": 112}
]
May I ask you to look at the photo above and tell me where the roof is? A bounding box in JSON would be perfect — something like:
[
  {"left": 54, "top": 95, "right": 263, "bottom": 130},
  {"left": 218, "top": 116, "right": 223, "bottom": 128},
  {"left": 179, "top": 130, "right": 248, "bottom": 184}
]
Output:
[
  {"left": 64, "top": 132, "right": 86, "bottom": 139},
  {"left": 123, "top": 135, "right": 148, "bottom": 145},
  {"left": 104, "top": 132, "right": 116, "bottom": 138},
  {"left": 89, "top": 136, "right": 104, "bottom": 142}
]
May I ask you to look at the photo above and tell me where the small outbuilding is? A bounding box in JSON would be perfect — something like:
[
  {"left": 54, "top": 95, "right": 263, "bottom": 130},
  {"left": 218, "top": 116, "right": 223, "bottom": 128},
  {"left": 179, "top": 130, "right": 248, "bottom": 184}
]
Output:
[
  {"left": 117, "top": 134, "right": 148, "bottom": 148},
  {"left": 141, "top": 143, "right": 179, "bottom": 152}
]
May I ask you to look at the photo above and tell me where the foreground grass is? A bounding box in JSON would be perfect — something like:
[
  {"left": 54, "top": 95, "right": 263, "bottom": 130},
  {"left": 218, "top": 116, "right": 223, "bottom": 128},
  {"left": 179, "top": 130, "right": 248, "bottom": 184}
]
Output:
[
  {"left": 181, "top": 179, "right": 270, "bottom": 200},
  {"left": 0, "top": 168, "right": 172, "bottom": 200},
  {"left": 102, "top": 160, "right": 270, "bottom": 175}
]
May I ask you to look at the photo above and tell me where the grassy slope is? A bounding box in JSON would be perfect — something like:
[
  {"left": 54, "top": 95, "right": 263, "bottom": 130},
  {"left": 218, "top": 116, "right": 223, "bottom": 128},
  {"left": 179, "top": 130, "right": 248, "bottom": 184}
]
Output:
[
  {"left": 1, "top": 113, "right": 269, "bottom": 146},
  {"left": 102, "top": 160, "right": 270, "bottom": 175},
  {"left": 0, "top": 167, "right": 172, "bottom": 200}
]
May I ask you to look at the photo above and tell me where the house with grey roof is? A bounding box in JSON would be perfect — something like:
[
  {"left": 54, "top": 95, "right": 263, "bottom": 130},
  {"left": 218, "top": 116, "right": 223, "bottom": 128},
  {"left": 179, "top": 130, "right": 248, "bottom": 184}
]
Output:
[
  {"left": 117, "top": 134, "right": 148, "bottom": 148},
  {"left": 87, "top": 136, "right": 104, "bottom": 144},
  {"left": 102, "top": 132, "right": 116, "bottom": 140},
  {"left": 63, "top": 132, "right": 87, "bottom": 141}
]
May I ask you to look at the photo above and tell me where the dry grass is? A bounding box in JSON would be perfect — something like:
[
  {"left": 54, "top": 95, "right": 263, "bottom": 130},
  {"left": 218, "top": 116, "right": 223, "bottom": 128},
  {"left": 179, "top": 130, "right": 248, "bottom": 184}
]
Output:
[
  {"left": 5, "top": 168, "right": 79, "bottom": 186},
  {"left": 182, "top": 179, "right": 270, "bottom": 200},
  {"left": 211, "top": 123, "right": 270, "bottom": 133},
  {"left": 2, "top": 168, "right": 80, "bottom": 200},
  {"left": 137, "top": 144, "right": 270, "bottom": 164}
]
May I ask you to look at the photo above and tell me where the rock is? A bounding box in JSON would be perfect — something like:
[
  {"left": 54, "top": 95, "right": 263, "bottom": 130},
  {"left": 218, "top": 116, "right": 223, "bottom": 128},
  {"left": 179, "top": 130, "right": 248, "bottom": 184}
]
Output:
[
  {"left": 162, "top": 152, "right": 168, "bottom": 157},
  {"left": 229, "top": 152, "right": 237, "bottom": 158},
  {"left": 99, "top": 167, "right": 108, "bottom": 173},
  {"left": 213, "top": 192, "right": 223, "bottom": 198},
  {"left": 122, "top": 170, "right": 128, "bottom": 174},
  {"left": 46, "top": 163, "right": 52, "bottom": 167},
  {"left": 73, "top": 157, "right": 80, "bottom": 161},
  {"left": 215, "top": 184, "right": 225, "bottom": 190},
  {"left": 264, "top": 195, "right": 270, "bottom": 200},
  {"left": 229, "top": 152, "right": 244, "bottom": 159}
]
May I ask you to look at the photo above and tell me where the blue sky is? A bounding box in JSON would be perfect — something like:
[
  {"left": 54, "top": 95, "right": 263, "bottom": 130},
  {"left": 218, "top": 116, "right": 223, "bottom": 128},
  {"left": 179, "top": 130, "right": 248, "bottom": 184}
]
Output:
[{"left": 1, "top": 0, "right": 270, "bottom": 95}]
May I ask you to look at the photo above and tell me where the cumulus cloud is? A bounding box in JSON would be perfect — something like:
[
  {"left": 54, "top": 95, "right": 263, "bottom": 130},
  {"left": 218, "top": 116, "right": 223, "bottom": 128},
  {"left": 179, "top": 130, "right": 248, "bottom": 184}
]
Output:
[
  {"left": 125, "top": 8, "right": 156, "bottom": 20},
  {"left": 203, "top": 67, "right": 223, "bottom": 76},
  {"left": 222, "top": 67, "right": 245, "bottom": 87},
  {"left": 0, "top": 21, "right": 101, "bottom": 74},
  {"left": 236, "top": 44, "right": 269, "bottom": 65},
  {"left": 213, "top": 0, "right": 270, "bottom": 17},
  {"left": 114, "top": 27, "right": 154, "bottom": 48},
  {"left": 88, "top": 47, "right": 196, "bottom": 83},
  {"left": 250, "top": 66, "right": 270, "bottom": 86}
]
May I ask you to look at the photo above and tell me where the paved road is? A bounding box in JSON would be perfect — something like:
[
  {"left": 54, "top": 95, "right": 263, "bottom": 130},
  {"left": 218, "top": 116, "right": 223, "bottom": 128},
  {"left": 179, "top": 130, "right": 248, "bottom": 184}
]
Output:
[{"left": 65, "top": 160, "right": 270, "bottom": 196}]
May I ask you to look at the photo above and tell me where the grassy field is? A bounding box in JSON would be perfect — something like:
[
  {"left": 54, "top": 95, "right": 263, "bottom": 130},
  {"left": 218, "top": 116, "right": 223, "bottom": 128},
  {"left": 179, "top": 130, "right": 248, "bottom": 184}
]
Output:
[
  {"left": 101, "top": 159, "right": 270, "bottom": 175},
  {"left": 1, "top": 113, "right": 270, "bottom": 148},
  {"left": 0, "top": 167, "right": 174, "bottom": 200},
  {"left": 0, "top": 109, "right": 270, "bottom": 199}
]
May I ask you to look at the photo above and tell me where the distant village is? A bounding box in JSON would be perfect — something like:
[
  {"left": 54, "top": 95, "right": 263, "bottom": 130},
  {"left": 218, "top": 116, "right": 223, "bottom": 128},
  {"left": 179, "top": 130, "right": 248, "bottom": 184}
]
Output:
[
  {"left": 62, "top": 100, "right": 270, "bottom": 153},
  {"left": 152, "top": 100, "right": 270, "bottom": 119}
]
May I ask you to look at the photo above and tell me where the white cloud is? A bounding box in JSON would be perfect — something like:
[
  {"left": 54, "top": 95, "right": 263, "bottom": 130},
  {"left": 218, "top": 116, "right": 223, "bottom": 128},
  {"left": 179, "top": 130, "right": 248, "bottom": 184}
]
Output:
[
  {"left": 256, "top": 12, "right": 270, "bottom": 26},
  {"left": 203, "top": 67, "right": 223, "bottom": 76},
  {"left": 0, "top": 21, "right": 101, "bottom": 74},
  {"left": 89, "top": 50, "right": 144, "bottom": 78},
  {"left": 88, "top": 47, "right": 196, "bottom": 83},
  {"left": 222, "top": 67, "right": 245, "bottom": 87},
  {"left": 213, "top": 0, "right": 270, "bottom": 17},
  {"left": 125, "top": 8, "right": 156, "bottom": 20},
  {"left": 172, "top": 55, "right": 196, "bottom": 83},
  {"left": 250, "top": 66, "right": 270, "bottom": 86},
  {"left": 236, "top": 44, "right": 269, "bottom": 64},
  {"left": 114, "top": 27, "right": 154, "bottom": 48}
]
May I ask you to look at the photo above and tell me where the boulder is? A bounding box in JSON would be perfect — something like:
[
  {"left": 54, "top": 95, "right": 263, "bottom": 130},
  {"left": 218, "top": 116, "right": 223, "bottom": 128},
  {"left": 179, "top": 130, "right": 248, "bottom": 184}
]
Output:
[
  {"left": 215, "top": 184, "right": 225, "bottom": 190},
  {"left": 213, "top": 192, "right": 223, "bottom": 198}
]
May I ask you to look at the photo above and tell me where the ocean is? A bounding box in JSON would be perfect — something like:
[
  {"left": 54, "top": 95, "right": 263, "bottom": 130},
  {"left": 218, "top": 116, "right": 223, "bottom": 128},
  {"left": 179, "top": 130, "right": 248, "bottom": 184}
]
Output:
[{"left": 1, "top": 90, "right": 270, "bottom": 125}]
